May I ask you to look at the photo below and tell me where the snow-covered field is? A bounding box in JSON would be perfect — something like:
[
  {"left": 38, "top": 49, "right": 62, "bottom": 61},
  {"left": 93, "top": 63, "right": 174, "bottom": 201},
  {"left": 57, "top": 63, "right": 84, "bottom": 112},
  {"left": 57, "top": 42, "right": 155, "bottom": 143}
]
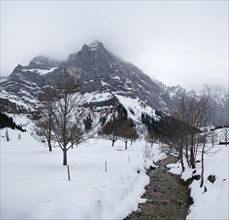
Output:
[
  {"left": 0, "top": 116, "right": 166, "bottom": 220},
  {"left": 168, "top": 130, "right": 229, "bottom": 220},
  {"left": 2, "top": 115, "right": 228, "bottom": 219}
]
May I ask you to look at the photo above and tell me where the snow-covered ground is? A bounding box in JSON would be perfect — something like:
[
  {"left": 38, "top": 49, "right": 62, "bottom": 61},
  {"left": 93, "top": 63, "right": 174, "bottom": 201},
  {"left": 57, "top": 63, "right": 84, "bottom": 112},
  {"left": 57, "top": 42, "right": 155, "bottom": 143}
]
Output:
[
  {"left": 0, "top": 115, "right": 166, "bottom": 220},
  {"left": 168, "top": 129, "right": 229, "bottom": 220}
]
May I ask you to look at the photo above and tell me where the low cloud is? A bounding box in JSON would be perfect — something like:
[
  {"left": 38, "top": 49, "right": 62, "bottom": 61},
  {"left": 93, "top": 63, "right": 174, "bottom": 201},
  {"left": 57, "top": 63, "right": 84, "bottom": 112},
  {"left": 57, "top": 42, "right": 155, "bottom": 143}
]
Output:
[{"left": 1, "top": 1, "right": 228, "bottom": 90}]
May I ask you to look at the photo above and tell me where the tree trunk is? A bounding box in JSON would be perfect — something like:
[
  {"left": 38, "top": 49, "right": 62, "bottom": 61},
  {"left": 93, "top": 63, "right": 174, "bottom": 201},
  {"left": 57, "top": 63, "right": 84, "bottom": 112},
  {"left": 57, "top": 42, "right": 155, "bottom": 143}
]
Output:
[
  {"left": 112, "top": 140, "right": 115, "bottom": 147},
  {"left": 185, "top": 137, "right": 190, "bottom": 167},
  {"left": 190, "top": 134, "right": 196, "bottom": 168},
  {"left": 63, "top": 149, "right": 68, "bottom": 166},
  {"left": 48, "top": 110, "right": 52, "bottom": 152},
  {"left": 125, "top": 141, "right": 128, "bottom": 150},
  {"left": 200, "top": 144, "right": 205, "bottom": 187},
  {"left": 48, "top": 139, "right": 52, "bottom": 152},
  {"left": 200, "top": 134, "right": 206, "bottom": 188},
  {"left": 151, "top": 141, "right": 153, "bottom": 148},
  {"left": 194, "top": 135, "right": 199, "bottom": 161},
  {"left": 179, "top": 140, "right": 185, "bottom": 172},
  {"left": 190, "top": 148, "right": 196, "bottom": 168}
]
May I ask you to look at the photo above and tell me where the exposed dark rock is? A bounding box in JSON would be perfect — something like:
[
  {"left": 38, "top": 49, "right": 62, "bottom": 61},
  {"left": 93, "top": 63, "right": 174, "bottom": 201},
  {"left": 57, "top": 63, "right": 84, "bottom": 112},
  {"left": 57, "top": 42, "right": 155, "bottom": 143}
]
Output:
[
  {"left": 149, "top": 166, "right": 156, "bottom": 170},
  {"left": 28, "top": 55, "right": 60, "bottom": 69},
  {"left": 192, "top": 174, "right": 201, "bottom": 181},
  {"left": 207, "top": 175, "right": 216, "bottom": 183},
  {"left": 192, "top": 170, "right": 196, "bottom": 174}
]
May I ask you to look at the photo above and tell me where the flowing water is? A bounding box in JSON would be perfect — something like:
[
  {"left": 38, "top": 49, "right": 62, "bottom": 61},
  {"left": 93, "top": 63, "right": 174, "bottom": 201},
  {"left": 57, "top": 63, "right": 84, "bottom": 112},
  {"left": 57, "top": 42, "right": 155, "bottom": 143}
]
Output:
[{"left": 125, "top": 155, "right": 193, "bottom": 220}]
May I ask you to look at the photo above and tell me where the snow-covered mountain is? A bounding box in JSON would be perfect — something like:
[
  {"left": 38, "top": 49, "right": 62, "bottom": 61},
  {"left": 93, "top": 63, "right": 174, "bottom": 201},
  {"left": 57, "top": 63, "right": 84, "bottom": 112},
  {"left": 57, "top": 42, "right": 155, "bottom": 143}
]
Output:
[
  {"left": 199, "top": 85, "right": 229, "bottom": 124},
  {"left": 0, "top": 41, "right": 228, "bottom": 126},
  {"left": 1, "top": 42, "right": 228, "bottom": 220}
]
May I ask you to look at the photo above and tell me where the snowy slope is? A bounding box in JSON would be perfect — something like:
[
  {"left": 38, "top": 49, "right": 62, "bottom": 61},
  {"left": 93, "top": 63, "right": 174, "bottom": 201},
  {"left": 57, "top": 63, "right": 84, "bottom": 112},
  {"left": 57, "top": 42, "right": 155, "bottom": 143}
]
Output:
[
  {"left": 63, "top": 91, "right": 158, "bottom": 135},
  {"left": 0, "top": 87, "right": 153, "bottom": 138},
  {"left": 1, "top": 115, "right": 166, "bottom": 220},
  {"left": 115, "top": 94, "right": 157, "bottom": 121},
  {"left": 21, "top": 67, "right": 58, "bottom": 75},
  {"left": 186, "top": 144, "right": 228, "bottom": 220}
]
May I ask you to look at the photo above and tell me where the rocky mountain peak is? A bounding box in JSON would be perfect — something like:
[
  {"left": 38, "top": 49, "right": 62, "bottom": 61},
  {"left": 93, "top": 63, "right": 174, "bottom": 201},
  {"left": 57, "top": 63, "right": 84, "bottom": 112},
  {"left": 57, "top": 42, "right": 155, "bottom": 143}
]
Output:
[
  {"left": 168, "top": 85, "right": 186, "bottom": 96},
  {"left": 66, "top": 41, "right": 107, "bottom": 66},
  {"left": 1, "top": 41, "right": 228, "bottom": 125},
  {"left": 80, "top": 41, "right": 106, "bottom": 56},
  {"left": 60, "top": 41, "right": 167, "bottom": 109},
  {"left": 28, "top": 55, "right": 59, "bottom": 69},
  {"left": 87, "top": 41, "right": 104, "bottom": 51}
]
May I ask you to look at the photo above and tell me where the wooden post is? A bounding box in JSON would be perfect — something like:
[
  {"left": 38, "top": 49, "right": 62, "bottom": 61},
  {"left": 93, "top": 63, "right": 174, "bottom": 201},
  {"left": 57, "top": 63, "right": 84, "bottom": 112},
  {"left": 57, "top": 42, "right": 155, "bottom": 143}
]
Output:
[
  {"left": 67, "top": 165, "right": 71, "bottom": 181},
  {"left": 105, "top": 161, "right": 107, "bottom": 172}
]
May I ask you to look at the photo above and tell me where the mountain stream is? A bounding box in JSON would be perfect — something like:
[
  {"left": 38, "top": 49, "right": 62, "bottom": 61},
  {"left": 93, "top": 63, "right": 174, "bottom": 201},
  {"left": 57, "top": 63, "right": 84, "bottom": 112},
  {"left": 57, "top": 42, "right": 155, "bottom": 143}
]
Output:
[{"left": 125, "top": 155, "right": 193, "bottom": 220}]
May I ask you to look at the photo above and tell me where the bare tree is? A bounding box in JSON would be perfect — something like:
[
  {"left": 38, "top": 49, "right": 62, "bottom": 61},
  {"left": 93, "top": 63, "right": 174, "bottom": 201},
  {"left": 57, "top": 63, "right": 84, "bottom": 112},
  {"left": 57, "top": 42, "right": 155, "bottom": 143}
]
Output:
[
  {"left": 101, "top": 119, "right": 120, "bottom": 146},
  {"left": 199, "top": 92, "right": 213, "bottom": 188},
  {"left": 50, "top": 77, "right": 82, "bottom": 165},
  {"left": 171, "top": 91, "right": 213, "bottom": 172},
  {"left": 101, "top": 118, "right": 138, "bottom": 149},
  {"left": 188, "top": 93, "right": 204, "bottom": 168},
  {"left": 145, "top": 131, "right": 154, "bottom": 147},
  {"left": 35, "top": 87, "right": 58, "bottom": 152},
  {"left": 167, "top": 95, "right": 192, "bottom": 172},
  {"left": 35, "top": 74, "right": 90, "bottom": 165},
  {"left": 116, "top": 119, "right": 138, "bottom": 150}
]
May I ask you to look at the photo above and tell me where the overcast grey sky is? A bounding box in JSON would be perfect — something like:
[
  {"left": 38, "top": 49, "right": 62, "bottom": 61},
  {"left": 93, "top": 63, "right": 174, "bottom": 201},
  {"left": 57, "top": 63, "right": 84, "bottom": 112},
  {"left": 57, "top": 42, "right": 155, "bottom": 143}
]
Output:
[{"left": 1, "top": 1, "right": 228, "bottom": 90}]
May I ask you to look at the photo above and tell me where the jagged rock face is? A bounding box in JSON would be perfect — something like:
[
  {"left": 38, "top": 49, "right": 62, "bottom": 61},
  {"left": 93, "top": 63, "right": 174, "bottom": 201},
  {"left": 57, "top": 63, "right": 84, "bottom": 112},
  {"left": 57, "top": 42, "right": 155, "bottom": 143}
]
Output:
[
  {"left": 201, "top": 85, "right": 229, "bottom": 124},
  {"left": 62, "top": 41, "right": 168, "bottom": 110},
  {"left": 0, "top": 41, "right": 228, "bottom": 125},
  {"left": 1, "top": 41, "right": 169, "bottom": 110},
  {"left": 28, "top": 55, "right": 60, "bottom": 69}
]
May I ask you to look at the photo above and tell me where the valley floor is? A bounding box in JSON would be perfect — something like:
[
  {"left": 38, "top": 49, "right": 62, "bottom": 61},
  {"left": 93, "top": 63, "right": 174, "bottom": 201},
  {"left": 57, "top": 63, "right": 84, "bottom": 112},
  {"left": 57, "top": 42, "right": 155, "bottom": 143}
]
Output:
[
  {"left": 0, "top": 122, "right": 166, "bottom": 220},
  {"left": 1, "top": 118, "right": 228, "bottom": 219}
]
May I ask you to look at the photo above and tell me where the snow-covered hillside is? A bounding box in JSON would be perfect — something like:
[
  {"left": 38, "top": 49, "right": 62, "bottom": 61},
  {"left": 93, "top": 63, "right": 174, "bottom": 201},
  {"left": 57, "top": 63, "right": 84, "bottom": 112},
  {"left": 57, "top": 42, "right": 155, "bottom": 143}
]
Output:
[
  {"left": 58, "top": 91, "right": 158, "bottom": 135},
  {"left": 1, "top": 115, "right": 166, "bottom": 220},
  {"left": 168, "top": 128, "right": 229, "bottom": 220}
]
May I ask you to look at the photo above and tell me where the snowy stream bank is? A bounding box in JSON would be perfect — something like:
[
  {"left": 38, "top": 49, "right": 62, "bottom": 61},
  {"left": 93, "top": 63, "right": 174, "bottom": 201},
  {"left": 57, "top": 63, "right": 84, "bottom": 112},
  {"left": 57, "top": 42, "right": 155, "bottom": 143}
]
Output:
[{"left": 125, "top": 155, "right": 192, "bottom": 220}]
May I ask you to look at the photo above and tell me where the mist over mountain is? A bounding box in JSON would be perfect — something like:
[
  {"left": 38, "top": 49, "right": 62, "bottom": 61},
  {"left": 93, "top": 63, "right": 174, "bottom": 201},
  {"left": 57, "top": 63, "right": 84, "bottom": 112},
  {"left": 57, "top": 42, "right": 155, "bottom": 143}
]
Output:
[{"left": 0, "top": 41, "right": 228, "bottom": 126}]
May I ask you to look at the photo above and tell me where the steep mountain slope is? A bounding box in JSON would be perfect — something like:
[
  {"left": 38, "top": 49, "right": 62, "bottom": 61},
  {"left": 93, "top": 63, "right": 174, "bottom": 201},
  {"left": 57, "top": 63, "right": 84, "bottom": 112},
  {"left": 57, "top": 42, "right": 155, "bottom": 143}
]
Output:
[
  {"left": 0, "top": 41, "right": 228, "bottom": 125},
  {"left": 63, "top": 41, "right": 168, "bottom": 110},
  {"left": 200, "top": 85, "right": 229, "bottom": 124},
  {"left": 0, "top": 42, "right": 166, "bottom": 124}
]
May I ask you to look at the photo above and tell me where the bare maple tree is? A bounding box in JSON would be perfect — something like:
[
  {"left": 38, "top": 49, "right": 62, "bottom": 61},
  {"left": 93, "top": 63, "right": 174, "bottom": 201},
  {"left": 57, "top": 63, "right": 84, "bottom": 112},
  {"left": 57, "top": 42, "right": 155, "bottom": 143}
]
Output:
[{"left": 36, "top": 70, "right": 91, "bottom": 165}]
